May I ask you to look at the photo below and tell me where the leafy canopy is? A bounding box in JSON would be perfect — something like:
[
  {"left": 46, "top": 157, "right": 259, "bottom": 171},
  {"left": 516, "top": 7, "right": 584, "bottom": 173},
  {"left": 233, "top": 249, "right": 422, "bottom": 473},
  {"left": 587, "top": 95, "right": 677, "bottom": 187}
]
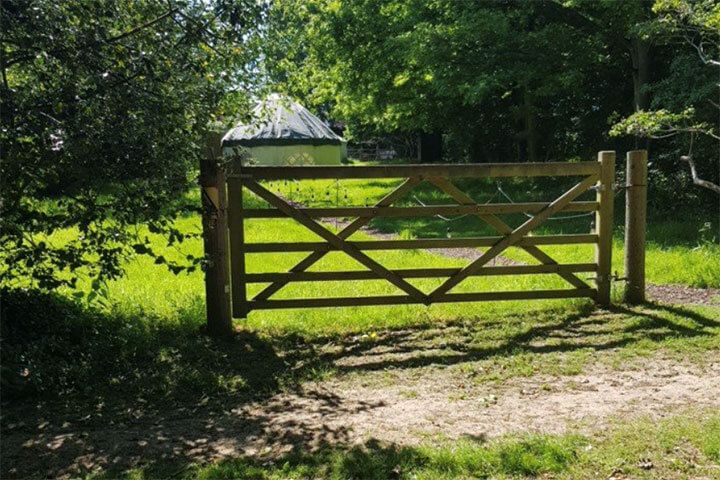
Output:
[{"left": 1, "top": 1, "right": 264, "bottom": 291}]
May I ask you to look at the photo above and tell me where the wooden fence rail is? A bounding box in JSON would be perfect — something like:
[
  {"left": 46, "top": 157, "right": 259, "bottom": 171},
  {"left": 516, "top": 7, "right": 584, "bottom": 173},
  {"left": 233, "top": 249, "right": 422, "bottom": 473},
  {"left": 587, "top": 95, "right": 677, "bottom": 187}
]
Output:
[
  {"left": 229, "top": 161, "right": 600, "bottom": 180},
  {"left": 241, "top": 201, "right": 599, "bottom": 219},
  {"left": 243, "top": 235, "right": 599, "bottom": 253}
]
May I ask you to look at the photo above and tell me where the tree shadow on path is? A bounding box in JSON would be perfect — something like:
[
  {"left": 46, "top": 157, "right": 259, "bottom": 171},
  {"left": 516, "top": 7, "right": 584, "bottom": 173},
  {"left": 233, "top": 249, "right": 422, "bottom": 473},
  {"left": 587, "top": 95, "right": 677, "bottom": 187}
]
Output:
[{"left": 2, "top": 289, "right": 718, "bottom": 478}]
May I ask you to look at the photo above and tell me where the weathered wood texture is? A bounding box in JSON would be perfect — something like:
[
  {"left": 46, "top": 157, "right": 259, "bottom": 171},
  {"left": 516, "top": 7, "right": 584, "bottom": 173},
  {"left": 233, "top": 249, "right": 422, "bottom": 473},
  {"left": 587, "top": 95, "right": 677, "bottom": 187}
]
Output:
[
  {"left": 595, "top": 151, "right": 615, "bottom": 306},
  {"left": 624, "top": 150, "right": 648, "bottom": 303},
  {"left": 427, "top": 174, "right": 599, "bottom": 300},
  {"left": 242, "top": 178, "right": 429, "bottom": 304},
  {"left": 200, "top": 133, "right": 233, "bottom": 335},
  {"left": 245, "top": 263, "right": 598, "bottom": 283},
  {"left": 427, "top": 177, "right": 591, "bottom": 290},
  {"left": 244, "top": 234, "right": 598, "bottom": 253},
  {"left": 249, "top": 289, "right": 597, "bottom": 310},
  {"left": 247, "top": 177, "right": 421, "bottom": 303},
  {"left": 227, "top": 175, "right": 248, "bottom": 318}
]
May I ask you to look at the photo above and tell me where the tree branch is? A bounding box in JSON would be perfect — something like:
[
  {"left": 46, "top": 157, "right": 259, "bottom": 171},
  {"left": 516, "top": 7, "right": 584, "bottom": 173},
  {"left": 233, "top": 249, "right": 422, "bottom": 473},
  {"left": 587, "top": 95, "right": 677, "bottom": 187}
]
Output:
[
  {"left": 683, "top": 126, "right": 720, "bottom": 141},
  {"left": 684, "top": 33, "right": 720, "bottom": 67},
  {"left": 681, "top": 155, "right": 720, "bottom": 194},
  {"left": 4, "top": 8, "right": 178, "bottom": 68},
  {"left": 106, "top": 8, "right": 179, "bottom": 44}
]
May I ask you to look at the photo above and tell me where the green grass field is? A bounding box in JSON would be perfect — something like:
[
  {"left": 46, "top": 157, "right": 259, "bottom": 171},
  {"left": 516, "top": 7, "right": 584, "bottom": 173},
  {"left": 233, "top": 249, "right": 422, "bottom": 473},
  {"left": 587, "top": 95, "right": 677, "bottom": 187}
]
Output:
[
  {"left": 106, "top": 176, "right": 718, "bottom": 335},
  {"left": 2, "top": 176, "right": 719, "bottom": 479},
  {"left": 5, "top": 191, "right": 718, "bottom": 404}
]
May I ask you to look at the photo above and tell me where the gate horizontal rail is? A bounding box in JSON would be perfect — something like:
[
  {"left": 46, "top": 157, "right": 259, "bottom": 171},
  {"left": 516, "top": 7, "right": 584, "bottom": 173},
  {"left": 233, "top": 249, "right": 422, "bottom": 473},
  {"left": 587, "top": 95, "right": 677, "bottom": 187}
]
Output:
[
  {"left": 229, "top": 161, "right": 600, "bottom": 180},
  {"left": 249, "top": 289, "right": 598, "bottom": 310},
  {"left": 225, "top": 157, "right": 614, "bottom": 316},
  {"left": 242, "top": 201, "right": 598, "bottom": 218},
  {"left": 245, "top": 263, "right": 598, "bottom": 283},
  {"left": 244, "top": 234, "right": 598, "bottom": 253}
]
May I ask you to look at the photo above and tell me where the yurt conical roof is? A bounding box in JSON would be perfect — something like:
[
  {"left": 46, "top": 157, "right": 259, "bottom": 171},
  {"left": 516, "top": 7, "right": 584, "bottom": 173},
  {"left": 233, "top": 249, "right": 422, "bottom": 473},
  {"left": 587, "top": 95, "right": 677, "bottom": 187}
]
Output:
[{"left": 222, "top": 94, "right": 344, "bottom": 147}]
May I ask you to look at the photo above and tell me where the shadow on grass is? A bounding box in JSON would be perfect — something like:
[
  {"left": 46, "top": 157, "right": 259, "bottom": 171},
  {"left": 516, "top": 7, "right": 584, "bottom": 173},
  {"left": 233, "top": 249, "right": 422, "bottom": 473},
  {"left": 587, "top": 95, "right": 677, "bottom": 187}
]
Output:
[
  {"left": 312, "top": 303, "right": 719, "bottom": 373},
  {"left": 1, "top": 289, "right": 717, "bottom": 478},
  {"left": 139, "top": 435, "right": 579, "bottom": 480},
  {"left": 0, "top": 288, "right": 347, "bottom": 478}
]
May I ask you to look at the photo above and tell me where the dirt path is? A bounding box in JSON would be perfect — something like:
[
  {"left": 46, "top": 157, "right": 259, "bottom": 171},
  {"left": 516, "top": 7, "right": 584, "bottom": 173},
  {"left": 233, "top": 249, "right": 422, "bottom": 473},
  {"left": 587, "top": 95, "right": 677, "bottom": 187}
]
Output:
[
  {"left": 237, "top": 357, "right": 720, "bottom": 450},
  {"left": 4, "top": 356, "right": 720, "bottom": 478},
  {"left": 647, "top": 283, "right": 720, "bottom": 307},
  {"left": 313, "top": 359, "right": 720, "bottom": 444}
]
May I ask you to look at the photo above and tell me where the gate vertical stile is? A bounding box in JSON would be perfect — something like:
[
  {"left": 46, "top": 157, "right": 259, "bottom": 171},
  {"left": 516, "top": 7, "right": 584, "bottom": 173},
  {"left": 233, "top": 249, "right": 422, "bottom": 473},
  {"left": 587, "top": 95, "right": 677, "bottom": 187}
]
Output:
[
  {"left": 227, "top": 173, "right": 249, "bottom": 319},
  {"left": 595, "top": 151, "right": 615, "bottom": 306}
]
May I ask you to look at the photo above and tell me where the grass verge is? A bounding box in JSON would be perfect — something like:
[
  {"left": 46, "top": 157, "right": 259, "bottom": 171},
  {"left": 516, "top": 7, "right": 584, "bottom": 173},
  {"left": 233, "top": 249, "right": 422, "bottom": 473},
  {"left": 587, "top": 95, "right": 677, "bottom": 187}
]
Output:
[{"left": 84, "top": 412, "right": 720, "bottom": 479}]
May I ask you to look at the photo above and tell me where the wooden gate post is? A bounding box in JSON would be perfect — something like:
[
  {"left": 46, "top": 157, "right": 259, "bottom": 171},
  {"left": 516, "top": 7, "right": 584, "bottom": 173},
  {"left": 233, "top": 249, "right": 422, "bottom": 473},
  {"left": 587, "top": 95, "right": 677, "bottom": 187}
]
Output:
[
  {"left": 595, "top": 151, "right": 616, "bottom": 306},
  {"left": 200, "top": 132, "right": 233, "bottom": 336},
  {"left": 623, "top": 150, "right": 648, "bottom": 304}
]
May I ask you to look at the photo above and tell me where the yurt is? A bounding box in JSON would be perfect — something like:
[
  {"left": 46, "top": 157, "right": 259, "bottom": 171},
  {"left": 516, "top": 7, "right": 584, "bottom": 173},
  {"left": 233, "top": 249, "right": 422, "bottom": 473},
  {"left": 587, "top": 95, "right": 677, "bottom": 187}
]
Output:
[{"left": 222, "top": 94, "right": 346, "bottom": 165}]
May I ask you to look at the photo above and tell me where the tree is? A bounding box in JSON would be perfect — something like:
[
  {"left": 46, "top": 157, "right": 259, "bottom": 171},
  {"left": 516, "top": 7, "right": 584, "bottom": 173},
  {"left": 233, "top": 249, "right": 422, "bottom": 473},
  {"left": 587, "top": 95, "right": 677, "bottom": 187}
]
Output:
[
  {"left": 1, "top": 0, "right": 263, "bottom": 291},
  {"left": 267, "top": 0, "right": 615, "bottom": 163},
  {"left": 611, "top": 0, "right": 719, "bottom": 194}
]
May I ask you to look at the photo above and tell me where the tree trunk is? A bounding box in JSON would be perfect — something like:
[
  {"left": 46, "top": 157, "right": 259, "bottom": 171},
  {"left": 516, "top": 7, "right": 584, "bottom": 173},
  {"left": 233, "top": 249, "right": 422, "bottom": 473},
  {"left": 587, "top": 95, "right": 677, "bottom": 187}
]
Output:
[
  {"left": 514, "top": 88, "right": 538, "bottom": 162},
  {"left": 418, "top": 131, "right": 443, "bottom": 163},
  {"left": 630, "top": 37, "right": 651, "bottom": 149},
  {"left": 630, "top": 37, "right": 651, "bottom": 112},
  {"left": 523, "top": 89, "right": 538, "bottom": 163}
]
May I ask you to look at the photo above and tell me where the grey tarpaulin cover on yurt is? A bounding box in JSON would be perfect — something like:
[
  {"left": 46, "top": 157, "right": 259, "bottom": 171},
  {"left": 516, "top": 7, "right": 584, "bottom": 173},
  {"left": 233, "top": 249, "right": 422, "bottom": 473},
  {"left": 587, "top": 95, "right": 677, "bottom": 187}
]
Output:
[{"left": 222, "top": 94, "right": 346, "bottom": 165}]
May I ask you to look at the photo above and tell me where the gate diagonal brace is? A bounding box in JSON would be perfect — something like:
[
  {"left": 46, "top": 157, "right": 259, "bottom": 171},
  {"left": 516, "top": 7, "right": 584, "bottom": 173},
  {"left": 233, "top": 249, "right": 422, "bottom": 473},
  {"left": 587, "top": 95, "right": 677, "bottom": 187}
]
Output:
[
  {"left": 243, "top": 178, "right": 430, "bottom": 305},
  {"left": 429, "top": 175, "right": 598, "bottom": 300},
  {"left": 250, "top": 177, "right": 423, "bottom": 302},
  {"left": 428, "top": 177, "right": 590, "bottom": 290}
]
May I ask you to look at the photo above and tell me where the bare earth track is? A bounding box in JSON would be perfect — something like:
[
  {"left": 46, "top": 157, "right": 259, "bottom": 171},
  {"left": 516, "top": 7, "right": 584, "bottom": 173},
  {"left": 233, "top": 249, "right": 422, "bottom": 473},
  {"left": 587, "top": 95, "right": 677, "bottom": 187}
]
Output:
[
  {"left": 3, "top": 351, "right": 720, "bottom": 478},
  {"left": 647, "top": 283, "right": 720, "bottom": 306}
]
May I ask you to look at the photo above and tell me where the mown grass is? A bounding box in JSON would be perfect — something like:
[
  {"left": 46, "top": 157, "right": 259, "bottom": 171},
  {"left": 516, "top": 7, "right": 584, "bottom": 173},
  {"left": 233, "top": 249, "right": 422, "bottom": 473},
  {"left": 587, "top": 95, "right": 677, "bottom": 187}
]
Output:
[
  {"left": 2, "top": 176, "right": 719, "bottom": 479},
  {"left": 87, "top": 412, "right": 720, "bottom": 479},
  {"left": 186, "top": 435, "right": 584, "bottom": 480}
]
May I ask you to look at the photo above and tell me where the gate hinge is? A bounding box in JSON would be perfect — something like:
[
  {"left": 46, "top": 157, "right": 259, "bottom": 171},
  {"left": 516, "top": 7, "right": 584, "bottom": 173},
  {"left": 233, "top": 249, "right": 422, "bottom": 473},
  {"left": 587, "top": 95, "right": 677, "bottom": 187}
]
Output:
[{"left": 589, "top": 272, "right": 627, "bottom": 283}]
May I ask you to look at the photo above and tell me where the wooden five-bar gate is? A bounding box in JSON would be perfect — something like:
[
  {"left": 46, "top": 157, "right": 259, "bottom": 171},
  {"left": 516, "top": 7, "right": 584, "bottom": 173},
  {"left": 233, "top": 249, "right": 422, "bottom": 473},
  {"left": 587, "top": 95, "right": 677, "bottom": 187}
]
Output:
[{"left": 197, "top": 151, "right": 618, "bottom": 330}]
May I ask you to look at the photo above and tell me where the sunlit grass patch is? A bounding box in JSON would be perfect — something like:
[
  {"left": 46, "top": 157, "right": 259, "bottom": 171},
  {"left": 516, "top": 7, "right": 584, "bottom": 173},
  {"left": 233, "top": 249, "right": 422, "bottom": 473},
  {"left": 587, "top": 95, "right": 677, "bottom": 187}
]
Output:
[
  {"left": 107, "top": 215, "right": 593, "bottom": 337},
  {"left": 169, "top": 434, "right": 584, "bottom": 480}
]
